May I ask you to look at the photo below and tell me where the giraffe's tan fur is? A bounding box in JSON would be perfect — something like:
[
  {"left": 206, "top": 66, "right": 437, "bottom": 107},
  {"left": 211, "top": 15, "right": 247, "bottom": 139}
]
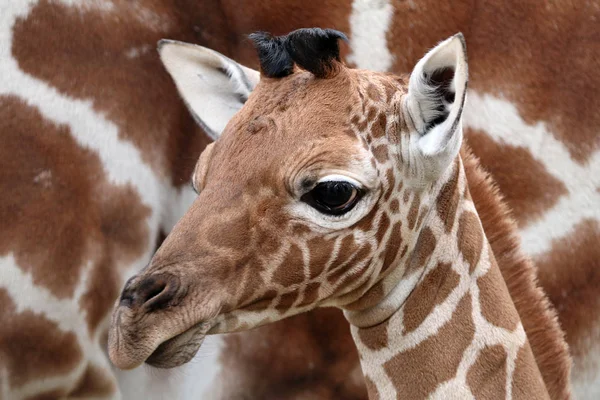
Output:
[
  {"left": 109, "top": 32, "right": 569, "bottom": 399},
  {"left": 348, "top": 156, "right": 547, "bottom": 399}
]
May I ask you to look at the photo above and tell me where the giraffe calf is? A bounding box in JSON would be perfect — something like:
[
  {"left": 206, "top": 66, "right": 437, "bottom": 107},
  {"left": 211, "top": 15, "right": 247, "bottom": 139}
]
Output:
[{"left": 109, "top": 28, "right": 567, "bottom": 399}]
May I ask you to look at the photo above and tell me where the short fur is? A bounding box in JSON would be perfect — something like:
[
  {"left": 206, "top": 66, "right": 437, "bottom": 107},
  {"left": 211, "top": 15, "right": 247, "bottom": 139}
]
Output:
[
  {"left": 113, "top": 30, "right": 572, "bottom": 399},
  {"left": 462, "top": 144, "right": 572, "bottom": 400}
]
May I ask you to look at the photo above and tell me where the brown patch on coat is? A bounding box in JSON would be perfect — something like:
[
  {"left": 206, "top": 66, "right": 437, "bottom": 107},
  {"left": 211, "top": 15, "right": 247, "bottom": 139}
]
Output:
[
  {"left": 381, "top": 222, "right": 403, "bottom": 273},
  {"left": 407, "top": 192, "right": 421, "bottom": 229},
  {"left": 237, "top": 263, "right": 267, "bottom": 307},
  {"left": 345, "top": 280, "right": 386, "bottom": 311},
  {"left": 299, "top": 282, "right": 322, "bottom": 306},
  {"left": 467, "top": 2, "right": 600, "bottom": 163},
  {"left": 0, "top": 97, "right": 150, "bottom": 320},
  {"left": 331, "top": 235, "right": 359, "bottom": 268},
  {"left": 477, "top": 256, "right": 520, "bottom": 331},
  {"left": 217, "top": 308, "right": 366, "bottom": 400},
  {"left": 308, "top": 236, "right": 337, "bottom": 279},
  {"left": 375, "top": 213, "right": 391, "bottom": 243},
  {"left": 383, "top": 169, "right": 396, "bottom": 201},
  {"left": 81, "top": 185, "right": 152, "bottom": 333},
  {"left": 292, "top": 223, "right": 312, "bottom": 237},
  {"left": 386, "top": 1, "right": 600, "bottom": 162},
  {"left": 273, "top": 244, "right": 305, "bottom": 287},
  {"left": 405, "top": 227, "right": 436, "bottom": 275},
  {"left": 461, "top": 145, "right": 571, "bottom": 399},
  {"left": 276, "top": 291, "right": 300, "bottom": 313},
  {"left": 372, "top": 144, "right": 389, "bottom": 163},
  {"left": 357, "top": 319, "right": 390, "bottom": 351},
  {"left": 457, "top": 211, "right": 484, "bottom": 274},
  {"left": 366, "top": 107, "right": 377, "bottom": 124},
  {"left": 327, "top": 245, "right": 371, "bottom": 286},
  {"left": 390, "top": 198, "right": 400, "bottom": 213},
  {"left": 402, "top": 262, "right": 459, "bottom": 333},
  {"left": 371, "top": 113, "right": 388, "bottom": 139},
  {"left": 383, "top": 293, "right": 475, "bottom": 399},
  {"left": 436, "top": 162, "right": 460, "bottom": 232},
  {"left": 355, "top": 204, "right": 379, "bottom": 233},
  {"left": 12, "top": 0, "right": 211, "bottom": 186},
  {"left": 536, "top": 219, "right": 600, "bottom": 364},
  {"left": 366, "top": 83, "right": 382, "bottom": 102},
  {"left": 465, "top": 130, "right": 568, "bottom": 227},
  {"left": 416, "top": 205, "right": 429, "bottom": 229},
  {"left": 0, "top": 289, "right": 82, "bottom": 388},
  {"left": 466, "top": 345, "right": 507, "bottom": 399},
  {"left": 70, "top": 364, "right": 116, "bottom": 398},
  {"left": 397, "top": 180, "right": 404, "bottom": 193},
  {"left": 511, "top": 343, "right": 550, "bottom": 399}
]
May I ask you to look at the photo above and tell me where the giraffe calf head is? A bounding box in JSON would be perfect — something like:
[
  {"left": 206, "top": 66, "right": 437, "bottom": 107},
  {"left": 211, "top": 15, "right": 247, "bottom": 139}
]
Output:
[{"left": 108, "top": 28, "right": 468, "bottom": 370}]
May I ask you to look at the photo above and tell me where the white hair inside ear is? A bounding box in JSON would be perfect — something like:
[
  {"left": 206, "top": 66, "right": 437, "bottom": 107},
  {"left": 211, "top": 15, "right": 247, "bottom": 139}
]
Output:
[
  {"left": 405, "top": 33, "right": 468, "bottom": 178},
  {"left": 158, "top": 40, "right": 260, "bottom": 140}
]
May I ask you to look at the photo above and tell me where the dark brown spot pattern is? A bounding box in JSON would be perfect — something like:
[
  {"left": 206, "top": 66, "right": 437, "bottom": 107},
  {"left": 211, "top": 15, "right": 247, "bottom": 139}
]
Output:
[
  {"left": 466, "top": 130, "right": 568, "bottom": 228},
  {"left": 511, "top": 343, "right": 549, "bottom": 399},
  {"left": 466, "top": 345, "right": 507, "bottom": 399},
  {"left": 273, "top": 244, "right": 305, "bottom": 287},
  {"left": 407, "top": 192, "right": 421, "bottom": 230},
  {"left": 436, "top": 163, "right": 460, "bottom": 232},
  {"left": 0, "top": 289, "right": 82, "bottom": 388},
  {"left": 406, "top": 227, "right": 436, "bottom": 275},
  {"left": 477, "top": 257, "right": 520, "bottom": 331},
  {"left": 381, "top": 222, "right": 403, "bottom": 273},
  {"left": 402, "top": 262, "right": 459, "bottom": 333},
  {"left": 384, "top": 294, "right": 475, "bottom": 399},
  {"left": 457, "top": 211, "right": 484, "bottom": 274},
  {"left": 357, "top": 319, "right": 390, "bottom": 352}
]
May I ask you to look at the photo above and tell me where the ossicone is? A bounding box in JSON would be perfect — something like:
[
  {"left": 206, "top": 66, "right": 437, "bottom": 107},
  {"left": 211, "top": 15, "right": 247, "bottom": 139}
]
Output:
[{"left": 249, "top": 28, "right": 348, "bottom": 79}]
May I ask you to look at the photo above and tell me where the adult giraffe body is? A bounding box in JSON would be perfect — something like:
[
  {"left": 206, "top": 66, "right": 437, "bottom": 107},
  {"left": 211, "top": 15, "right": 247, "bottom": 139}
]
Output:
[
  {"left": 2, "top": 0, "right": 599, "bottom": 399},
  {"left": 109, "top": 29, "right": 570, "bottom": 399}
]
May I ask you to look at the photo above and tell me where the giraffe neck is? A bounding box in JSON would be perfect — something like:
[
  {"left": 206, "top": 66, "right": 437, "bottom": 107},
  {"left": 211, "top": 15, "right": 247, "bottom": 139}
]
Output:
[{"left": 344, "top": 158, "right": 550, "bottom": 399}]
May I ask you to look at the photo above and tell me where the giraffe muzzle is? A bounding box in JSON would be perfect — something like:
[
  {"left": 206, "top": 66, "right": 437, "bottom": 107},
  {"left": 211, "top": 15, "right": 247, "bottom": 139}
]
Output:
[{"left": 108, "top": 266, "right": 224, "bottom": 370}]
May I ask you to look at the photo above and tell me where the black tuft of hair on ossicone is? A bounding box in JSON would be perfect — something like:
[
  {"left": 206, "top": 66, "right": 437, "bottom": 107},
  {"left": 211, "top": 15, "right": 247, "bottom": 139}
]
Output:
[
  {"left": 249, "top": 28, "right": 348, "bottom": 79},
  {"left": 285, "top": 28, "right": 347, "bottom": 78},
  {"left": 248, "top": 32, "right": 294, "bottom": 78}
]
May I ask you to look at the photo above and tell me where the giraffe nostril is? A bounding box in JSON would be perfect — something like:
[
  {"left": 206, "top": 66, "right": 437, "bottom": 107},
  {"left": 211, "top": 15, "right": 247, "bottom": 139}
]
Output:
[
  {"left": 119, "top": 274, "right": 180, "bottom": 310},
  {"left": 142, "top": 281, "right": 167, "bottom": 304}
]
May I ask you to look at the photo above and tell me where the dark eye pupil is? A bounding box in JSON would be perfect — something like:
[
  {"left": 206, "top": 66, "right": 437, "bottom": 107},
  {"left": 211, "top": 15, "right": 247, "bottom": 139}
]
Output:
[
  {"left": 312, "top": 182, "right": 353, "bottom": 207},
  {"left": 301, "top": 181, "right": 362, "bottom": 216}
]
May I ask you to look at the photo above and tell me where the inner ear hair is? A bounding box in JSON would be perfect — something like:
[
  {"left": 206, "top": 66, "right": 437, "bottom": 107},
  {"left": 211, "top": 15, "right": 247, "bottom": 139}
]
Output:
[{"left": 423, "top": 67, "right": 456, "bottom": 131}]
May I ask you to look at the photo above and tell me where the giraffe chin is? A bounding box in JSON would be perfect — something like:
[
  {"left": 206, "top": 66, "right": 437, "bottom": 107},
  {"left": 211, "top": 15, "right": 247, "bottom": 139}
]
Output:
[{"left": 145, "top": 322, "right": 209, "bottom": 369}]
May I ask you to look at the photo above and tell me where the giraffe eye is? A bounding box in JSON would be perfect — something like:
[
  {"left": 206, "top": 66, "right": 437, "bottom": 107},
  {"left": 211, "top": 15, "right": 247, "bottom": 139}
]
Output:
[{"left": 301, "top": 181, "right": 363, "bottom": 216}]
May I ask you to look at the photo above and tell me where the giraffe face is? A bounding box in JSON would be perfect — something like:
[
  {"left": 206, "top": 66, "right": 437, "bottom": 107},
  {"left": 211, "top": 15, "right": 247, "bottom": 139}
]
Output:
[{"left": 108, "top": 30, "right": 468, "bottom": 370}]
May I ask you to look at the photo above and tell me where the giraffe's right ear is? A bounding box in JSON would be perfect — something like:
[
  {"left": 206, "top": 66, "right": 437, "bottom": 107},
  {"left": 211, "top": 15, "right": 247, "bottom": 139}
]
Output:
[
  {"left": 406, "top": 33, "right": 468, "bottom": 178},
  {"left": 158, "top": 40, "right": 260, "bottom": 140}
]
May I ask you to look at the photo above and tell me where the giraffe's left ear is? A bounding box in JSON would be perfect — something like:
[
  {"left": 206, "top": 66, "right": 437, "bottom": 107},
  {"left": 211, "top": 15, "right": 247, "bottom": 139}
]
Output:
[
  {"left": 406, "top": 33, "right": 468, "bottom": 177},
  {"left": 158, "top": 40, "right": 260, "bottom": 140}
]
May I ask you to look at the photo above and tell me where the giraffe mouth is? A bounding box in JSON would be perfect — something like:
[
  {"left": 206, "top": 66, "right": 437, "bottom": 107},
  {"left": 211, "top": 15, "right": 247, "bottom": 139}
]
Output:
[{"left": 145, "top": 321, "right": 212, "bottom": 368}]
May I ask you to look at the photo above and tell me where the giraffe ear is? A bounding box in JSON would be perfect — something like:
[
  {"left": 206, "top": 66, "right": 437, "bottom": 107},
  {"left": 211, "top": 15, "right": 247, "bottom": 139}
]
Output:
[
  {"left": 158, "top": 40, "right": 260, "bottom": 140},
  {"left": 406, "top": 33, "right": 468, "bottom": 177}
]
